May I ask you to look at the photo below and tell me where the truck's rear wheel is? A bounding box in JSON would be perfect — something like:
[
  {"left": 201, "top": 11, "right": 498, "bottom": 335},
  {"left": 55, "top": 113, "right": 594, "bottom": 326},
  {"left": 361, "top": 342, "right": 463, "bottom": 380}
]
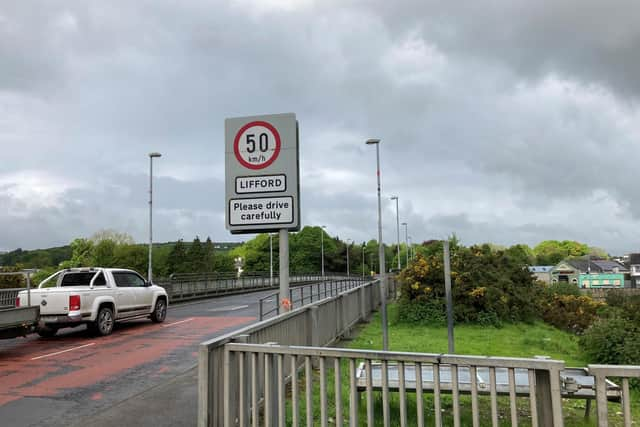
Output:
[
  {"left": 94, "top": 306, "right": 114, "bottom": 336},
  {"left": 150, "top": 298, "right": 167, "bottom": 323},
  {"left": 37, "top": 325, "right": 58, "bottom": 338}
]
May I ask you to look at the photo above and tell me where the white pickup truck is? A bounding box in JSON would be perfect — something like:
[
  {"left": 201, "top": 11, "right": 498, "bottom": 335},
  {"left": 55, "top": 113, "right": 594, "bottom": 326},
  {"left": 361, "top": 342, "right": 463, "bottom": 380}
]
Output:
[{"left": 17, "top": 267, "right": 168, "bottom": 337}]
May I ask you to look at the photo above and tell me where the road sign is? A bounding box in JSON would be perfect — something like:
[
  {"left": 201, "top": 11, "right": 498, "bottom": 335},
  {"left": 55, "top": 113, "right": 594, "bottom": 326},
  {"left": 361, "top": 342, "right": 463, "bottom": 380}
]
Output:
[{"left": 225, "top": 113, "right": 300, "bottom": 234}]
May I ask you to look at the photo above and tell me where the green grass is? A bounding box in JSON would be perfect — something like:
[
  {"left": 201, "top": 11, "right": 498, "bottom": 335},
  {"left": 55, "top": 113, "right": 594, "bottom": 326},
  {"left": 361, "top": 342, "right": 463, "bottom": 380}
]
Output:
[
  {"left": 350, "top": 305, "right": 587, "bottom": 366},
  {"left": 332, "top": 304, "right": 638, "bottom": 426}
]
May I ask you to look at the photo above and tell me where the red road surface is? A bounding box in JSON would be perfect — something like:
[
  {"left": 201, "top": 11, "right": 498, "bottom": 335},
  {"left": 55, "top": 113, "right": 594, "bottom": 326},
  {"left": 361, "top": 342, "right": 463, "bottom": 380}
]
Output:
[{"left": 0, "top": 316, "right": 252, "bottom": 407}]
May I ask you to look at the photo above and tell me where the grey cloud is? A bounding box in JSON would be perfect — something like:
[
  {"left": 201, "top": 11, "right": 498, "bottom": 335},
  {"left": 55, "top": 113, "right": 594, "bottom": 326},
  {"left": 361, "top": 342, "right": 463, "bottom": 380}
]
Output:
[{"left": 2, "top": 1, "right": 640, "bottom": 256}]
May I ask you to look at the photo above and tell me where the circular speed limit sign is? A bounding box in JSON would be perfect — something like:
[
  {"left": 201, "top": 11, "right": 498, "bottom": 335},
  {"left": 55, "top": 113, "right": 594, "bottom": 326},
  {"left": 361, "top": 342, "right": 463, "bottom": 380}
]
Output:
[{"left": 233, "top": 121, "right": 282, "bottom": 170}]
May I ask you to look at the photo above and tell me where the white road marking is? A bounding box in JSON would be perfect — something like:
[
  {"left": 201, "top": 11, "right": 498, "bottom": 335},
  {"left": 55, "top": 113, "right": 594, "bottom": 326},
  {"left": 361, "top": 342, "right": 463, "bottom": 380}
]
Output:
[
  {"left": 31, "top": 343, "right": 96, "bottom": 361},
  {"left": 163, "top": 317, "right": 195, "bottom": 327},
  {"left": 207, "top": 305, "right": 249, "bottom": 312}
]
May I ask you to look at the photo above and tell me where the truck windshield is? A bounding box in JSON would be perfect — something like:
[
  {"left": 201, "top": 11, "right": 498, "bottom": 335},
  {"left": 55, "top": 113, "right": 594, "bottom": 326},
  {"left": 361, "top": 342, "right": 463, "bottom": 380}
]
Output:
[{"left": 61, "top": 272, "right": 105, "bottom": 287}]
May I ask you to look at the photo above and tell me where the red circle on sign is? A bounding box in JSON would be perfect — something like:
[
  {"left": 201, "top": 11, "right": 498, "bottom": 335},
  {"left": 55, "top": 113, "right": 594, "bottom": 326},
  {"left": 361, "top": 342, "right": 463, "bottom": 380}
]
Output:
[{"left": 233, "top": 121, "right": 282, "bottom": 170}]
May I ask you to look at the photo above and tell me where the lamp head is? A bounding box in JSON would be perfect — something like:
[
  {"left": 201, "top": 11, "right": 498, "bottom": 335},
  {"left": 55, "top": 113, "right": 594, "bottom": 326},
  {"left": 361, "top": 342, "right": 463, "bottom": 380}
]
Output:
[
  {"left": 365, "top": 138, "right": 380, "bottom": 145},
  {"left": 149, "top": 152, "right": 162, "bottom": 158},
  {"left": 390, "top": 196, "right": 398, "bottom": 201}
]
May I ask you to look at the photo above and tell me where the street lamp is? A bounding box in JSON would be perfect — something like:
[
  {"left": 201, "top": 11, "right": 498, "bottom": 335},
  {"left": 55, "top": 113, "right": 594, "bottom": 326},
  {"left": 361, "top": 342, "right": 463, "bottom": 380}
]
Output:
[
  {"left": 346, "top": 239, "right": 352, "bottom": 277},
  {"left": 366, "top": 138, "right": 388, "bottom": 351},
  {"left": 320, "top": 225, "right": 327, "bottom": 280},
  {"left": 390, "top": 196, "right": 401, "bottom": 270},
  {"left": 362, "top": 243, "right": 366, "bottom": 278},
  {"left": 148, "top": 152, "right": 162, "bottom": 283},
  {"left": 401, "top": 222, "right": 409, "bottom": 266}
]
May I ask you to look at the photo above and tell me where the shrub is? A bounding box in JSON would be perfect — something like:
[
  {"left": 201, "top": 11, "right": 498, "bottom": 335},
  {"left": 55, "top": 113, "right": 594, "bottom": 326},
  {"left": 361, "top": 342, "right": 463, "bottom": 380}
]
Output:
[
  {"left": 398, "top": 243, "right": 543, "bottom": 325},
  {"left": 580, "top": 315, "right": 640, "bottom": 366},
  {"left": 547, "top": 281, "right": 580, "bottom": 296},
  {"left": 397, "top": 299, "right": 446, "bottom": 325},
  {"left": 541, "top": 294, "right": 604, "bottom": 334}
]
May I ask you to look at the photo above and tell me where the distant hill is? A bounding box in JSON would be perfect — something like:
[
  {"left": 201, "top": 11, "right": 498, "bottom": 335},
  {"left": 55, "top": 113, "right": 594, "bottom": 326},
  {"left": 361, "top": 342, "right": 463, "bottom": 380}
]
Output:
[
  {"left": 0, "top": 246, "right": 72, "bottom": 268},
  {"left": 0, "top": 241, "right": 243, "bottom": 269}
]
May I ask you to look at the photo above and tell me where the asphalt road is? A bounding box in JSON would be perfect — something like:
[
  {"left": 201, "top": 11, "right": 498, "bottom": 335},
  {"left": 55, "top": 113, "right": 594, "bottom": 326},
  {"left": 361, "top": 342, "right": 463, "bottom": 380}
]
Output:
[{"left": 0, "top": 290, "right": 277, "bottom": 427}]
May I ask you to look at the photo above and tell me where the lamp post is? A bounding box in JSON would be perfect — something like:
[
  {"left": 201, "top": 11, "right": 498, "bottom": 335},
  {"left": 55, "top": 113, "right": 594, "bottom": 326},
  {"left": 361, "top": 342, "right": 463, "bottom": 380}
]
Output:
[
  {"left": 362, "top": 244, "right": 365, "bottom": 278},
  {"left": 401, "top": 222, "right": 409, "bottom": 266},
  {"left": 366, "top": 138, "right": 388, "bottom": 351},
  {"left": 346, "top": 239, "right": 352, "bottom": 277},
  {"left": 320, "top": 225, "right": 327, "bottom": 280},
  {"left": 390, "top": 196, "right": 401, "bottom": 270},
  {"left": 148, "top": 152, "right": 162, "bottom": 283},
  {"left": 269, "top": 233, "right": 274, "bottom": 287}
]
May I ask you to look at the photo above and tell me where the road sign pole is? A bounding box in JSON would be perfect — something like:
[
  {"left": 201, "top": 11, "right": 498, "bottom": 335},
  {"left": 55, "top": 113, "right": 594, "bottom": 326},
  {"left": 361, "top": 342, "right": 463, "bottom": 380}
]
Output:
[{"left": 279, "top": 229, "right": 290, "bottom": 311}]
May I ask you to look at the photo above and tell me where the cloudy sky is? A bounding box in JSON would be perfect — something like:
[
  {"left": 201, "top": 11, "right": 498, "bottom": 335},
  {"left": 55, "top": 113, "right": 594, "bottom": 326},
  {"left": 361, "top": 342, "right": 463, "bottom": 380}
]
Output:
[{"left": 1, "top": 0, "right": 640, "bottom": 254}]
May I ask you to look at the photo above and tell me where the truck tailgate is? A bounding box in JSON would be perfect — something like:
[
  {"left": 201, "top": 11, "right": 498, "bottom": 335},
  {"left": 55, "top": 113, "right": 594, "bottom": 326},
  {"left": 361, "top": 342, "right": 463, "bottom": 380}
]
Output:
[{"left": 32, "top": 290, "right": 70, "bottom": 315}]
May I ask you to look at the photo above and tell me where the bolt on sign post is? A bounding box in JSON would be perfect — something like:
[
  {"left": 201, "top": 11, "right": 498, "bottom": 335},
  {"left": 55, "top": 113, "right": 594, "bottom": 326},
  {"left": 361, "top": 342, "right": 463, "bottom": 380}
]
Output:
[{"left": 225, "top": 113, "right": 300, "bottom": 312}]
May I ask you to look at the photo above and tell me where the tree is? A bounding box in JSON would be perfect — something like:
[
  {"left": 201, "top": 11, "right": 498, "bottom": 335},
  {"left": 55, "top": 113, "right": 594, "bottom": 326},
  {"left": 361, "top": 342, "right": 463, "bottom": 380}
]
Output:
[
  {"left": 166, "top": 240, "right": 188, "bottom": 275},
  {"left": 533, "top": 240, "right": 590, "bottom": 265},
  {"left": 203, "top": 237, "right": 215, "bottom": 272},
  {"left": 188, "top": 237, "right": 206, "bottom": 272},
  {"left": 60, "top": 238, "right": 96, "bottom": 268}
]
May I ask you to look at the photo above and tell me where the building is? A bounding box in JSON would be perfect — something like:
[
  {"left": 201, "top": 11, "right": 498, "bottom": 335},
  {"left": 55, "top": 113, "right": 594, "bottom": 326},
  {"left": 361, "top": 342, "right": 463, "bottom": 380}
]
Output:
[
  {"left": 550, "top": 258, "right": 629, "bottom": 288},
  {"left": 528, "top": 266, "right": 554, "bottom": 284},
  {"left": 629, "top": 253, "right": 640, "bottom": 288}
]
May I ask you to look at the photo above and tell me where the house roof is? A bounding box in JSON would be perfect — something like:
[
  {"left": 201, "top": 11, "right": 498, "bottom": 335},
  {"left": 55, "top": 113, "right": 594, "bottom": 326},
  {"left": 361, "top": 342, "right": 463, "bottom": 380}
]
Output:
[
  {"left": 528, "top": 266, "right": 554, "bottom": 273},
  {"left": 565, "top": 258, "right": 628, "bottom": 274}
]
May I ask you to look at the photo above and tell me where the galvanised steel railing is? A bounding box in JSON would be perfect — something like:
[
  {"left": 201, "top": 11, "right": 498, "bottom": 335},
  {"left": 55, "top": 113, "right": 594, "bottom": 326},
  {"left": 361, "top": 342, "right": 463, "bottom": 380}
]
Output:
[
  {"left": 588, "top": 364, "right": 640, "bottom": 426},
  {"left": 221, "top": 343, "right": 566, "bottom": 427},
  {"left": 159, "top": 273, "right": 345, "bottom": 303},
  {"left": 198, "top": 278, "right": 393, "bottom": 427},
  {"left": 258, "top": 277, "right": 371, "bottom": 320},
  {"left": 0, "top": 288, "right": 22, "bottom": 309},
  {"left": 1, "top": 272, "right": 347, "bottom": 307}
]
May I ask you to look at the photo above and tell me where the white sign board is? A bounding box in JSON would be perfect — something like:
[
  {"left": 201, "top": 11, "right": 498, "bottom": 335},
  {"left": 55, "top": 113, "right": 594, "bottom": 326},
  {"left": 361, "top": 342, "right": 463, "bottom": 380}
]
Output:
[{"left": 225, "top": 113, "right": 300, "bottom": 233}]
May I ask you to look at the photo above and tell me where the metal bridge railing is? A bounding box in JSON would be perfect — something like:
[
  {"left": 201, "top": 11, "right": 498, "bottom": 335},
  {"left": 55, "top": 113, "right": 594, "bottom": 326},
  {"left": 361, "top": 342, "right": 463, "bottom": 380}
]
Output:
[
  {"left": 159, "top": 273, "right": 337, "bottom": 303},
  {"left": 589, "top": 364, "right": 640, "bottom": 426},
  {"left": 258, "top": 277, "right": 370, "bottom": 320},
  {"left": 221, "top": 343, "right": 566, "bottom": 427}
]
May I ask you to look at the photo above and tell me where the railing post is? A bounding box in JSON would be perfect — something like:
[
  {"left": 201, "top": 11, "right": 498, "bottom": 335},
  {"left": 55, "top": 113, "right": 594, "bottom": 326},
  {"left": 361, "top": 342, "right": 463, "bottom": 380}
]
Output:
[
  {"left": 534, "top": 367, "right": 556, "bottom": 426},
  {"left": 594, "top": 372, "right": 609, "bottom": 426}
]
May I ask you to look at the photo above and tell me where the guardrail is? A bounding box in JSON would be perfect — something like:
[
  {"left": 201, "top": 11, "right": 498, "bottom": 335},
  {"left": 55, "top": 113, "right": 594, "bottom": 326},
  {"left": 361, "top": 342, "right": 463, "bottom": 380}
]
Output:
[
  {"left": 221, "top": 343, "right": 566, "bottom": 427},
  {"left": 258, "top": 277, "right": 370, "bottom": 320},
  {"left": 198, "top": 277, "right": 397, "bottom": 427},
  {"left": 589, "top": 364, "right": 640, "bottom": 426}
]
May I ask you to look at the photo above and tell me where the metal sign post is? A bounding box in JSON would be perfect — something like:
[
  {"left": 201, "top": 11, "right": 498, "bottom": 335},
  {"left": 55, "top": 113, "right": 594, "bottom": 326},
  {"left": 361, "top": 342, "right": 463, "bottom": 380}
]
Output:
[{"left": 225, "top": 113, "right": 300, "bottom": 312}]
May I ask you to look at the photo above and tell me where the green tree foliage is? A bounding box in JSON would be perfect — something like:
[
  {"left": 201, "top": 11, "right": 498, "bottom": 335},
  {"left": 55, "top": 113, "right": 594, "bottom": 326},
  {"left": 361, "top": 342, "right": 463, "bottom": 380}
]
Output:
[
  {"left": 533, "top": 240, "right": 591, "bottom": 265},
  {"left": 166, "top": 239, "right": 188, "bottom": 275},
  {"left": 0, "top": 265, "right": 25, "bottom": 289}
]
